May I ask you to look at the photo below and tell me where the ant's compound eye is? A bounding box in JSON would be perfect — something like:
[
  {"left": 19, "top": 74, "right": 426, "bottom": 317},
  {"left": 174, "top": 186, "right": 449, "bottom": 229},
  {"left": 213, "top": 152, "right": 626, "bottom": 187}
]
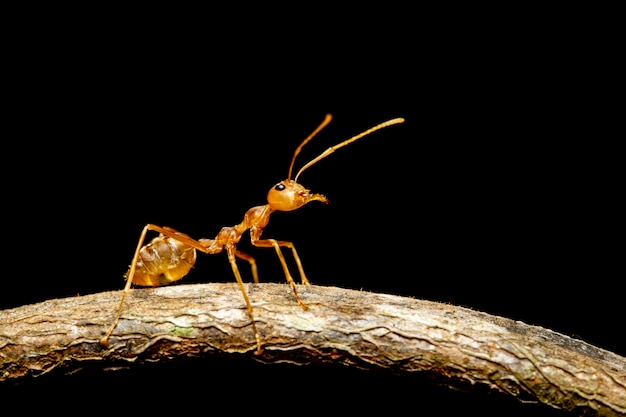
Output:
[{"left": 274, "top": 183, "right": 286, "bottom": 191}]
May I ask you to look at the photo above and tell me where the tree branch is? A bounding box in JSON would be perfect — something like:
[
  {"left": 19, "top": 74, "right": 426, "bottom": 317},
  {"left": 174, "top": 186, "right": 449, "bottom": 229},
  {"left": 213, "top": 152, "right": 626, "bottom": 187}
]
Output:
[{"left": 1, "top": 283, "right": 624, "bottom": 415}]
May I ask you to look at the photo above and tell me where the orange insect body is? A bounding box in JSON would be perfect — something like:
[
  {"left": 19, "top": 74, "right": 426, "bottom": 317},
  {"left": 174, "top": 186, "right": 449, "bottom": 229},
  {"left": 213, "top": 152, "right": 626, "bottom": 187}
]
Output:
[{"left": 101, "top": 114, "right": 404, "bottom": 354}]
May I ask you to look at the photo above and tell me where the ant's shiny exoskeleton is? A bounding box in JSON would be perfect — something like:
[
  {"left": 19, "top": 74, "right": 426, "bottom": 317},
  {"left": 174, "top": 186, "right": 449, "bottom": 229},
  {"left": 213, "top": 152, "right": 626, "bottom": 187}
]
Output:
[{"left": 100, "top": 114, "right": 404, "bottom": 354}]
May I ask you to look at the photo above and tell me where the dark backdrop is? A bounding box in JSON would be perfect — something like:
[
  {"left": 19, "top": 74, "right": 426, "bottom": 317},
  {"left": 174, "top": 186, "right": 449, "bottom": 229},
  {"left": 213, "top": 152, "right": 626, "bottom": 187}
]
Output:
[{"left": 2, "top": 15, "right": 619, "bottom": 416}]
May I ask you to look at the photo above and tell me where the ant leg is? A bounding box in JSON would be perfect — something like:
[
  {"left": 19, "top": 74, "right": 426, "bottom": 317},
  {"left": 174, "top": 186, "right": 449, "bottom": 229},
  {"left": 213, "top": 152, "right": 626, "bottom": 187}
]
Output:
[
  {"left": 100, "top": 224, "right": 212, "bottom": 347},
  {"left": 281, "top": 243, "right": 310, "bottom": 285},
  {"left": 251, "top": 238, "right": 309, "bottom": 310},
  {"left": 152, "top": 225, "right": 213, "bottom": 254},
  {"left": 235, "top": 250, "right": 259, "bottom": 283},
  {"left": 226, "top": 246, "right": 263, "bottom": 354},
  {"left": 100, "top": 224, "right": 154, "bottom": 347}
]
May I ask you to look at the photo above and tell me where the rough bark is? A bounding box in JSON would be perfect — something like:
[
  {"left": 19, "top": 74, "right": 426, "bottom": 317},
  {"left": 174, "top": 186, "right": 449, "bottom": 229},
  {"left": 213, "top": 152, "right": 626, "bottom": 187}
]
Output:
[{"left": 0, "top": 283, "right": 624, "bottom": 415}]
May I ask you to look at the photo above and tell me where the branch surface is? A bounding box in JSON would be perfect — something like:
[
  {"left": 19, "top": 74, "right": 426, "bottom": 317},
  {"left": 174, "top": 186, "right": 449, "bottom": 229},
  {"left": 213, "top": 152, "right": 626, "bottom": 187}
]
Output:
[{"left": 1, "top": 283, "right": 624, "bottom": 416}]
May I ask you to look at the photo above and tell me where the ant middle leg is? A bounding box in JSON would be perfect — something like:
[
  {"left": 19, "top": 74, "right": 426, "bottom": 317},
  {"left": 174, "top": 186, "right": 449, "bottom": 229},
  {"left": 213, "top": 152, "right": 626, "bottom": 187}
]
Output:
[
  {"left": 226, "top": 246, "right": 263, "bottom": 354},
  {"left": 235, "top": 250, "right": 259, "bottom": 283}
]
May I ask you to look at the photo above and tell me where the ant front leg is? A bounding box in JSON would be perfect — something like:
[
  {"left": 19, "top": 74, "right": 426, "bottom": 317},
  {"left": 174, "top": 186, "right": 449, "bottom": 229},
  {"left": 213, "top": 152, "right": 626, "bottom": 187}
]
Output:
[{"left": 249, "top": 227, "right": 310, "bottom": 311}]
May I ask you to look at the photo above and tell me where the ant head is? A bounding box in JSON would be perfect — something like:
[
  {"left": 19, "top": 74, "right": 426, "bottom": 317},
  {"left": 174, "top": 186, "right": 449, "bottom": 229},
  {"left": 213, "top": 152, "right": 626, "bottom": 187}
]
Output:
[
  {"left": 267, "top": 114, "right": 404, "bottom": 212},
  {"left": 267, "top": 179, "right": 328, "bottom": 212}
]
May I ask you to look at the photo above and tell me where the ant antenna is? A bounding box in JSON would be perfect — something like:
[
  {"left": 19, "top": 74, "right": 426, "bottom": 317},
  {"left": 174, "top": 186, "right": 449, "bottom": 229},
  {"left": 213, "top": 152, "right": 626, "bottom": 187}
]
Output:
[
  {"left": 287, "top": 114, "right": 333, "bottom": 180},
  {"left": 291, "top": 114, "right": 405, "bottom": 182}
]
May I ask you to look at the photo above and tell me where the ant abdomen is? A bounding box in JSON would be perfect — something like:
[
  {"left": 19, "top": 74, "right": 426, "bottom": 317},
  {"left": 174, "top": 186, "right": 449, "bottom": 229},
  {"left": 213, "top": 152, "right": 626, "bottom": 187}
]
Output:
[{"left": 130, "top": 234, "right": 197, "bottom": 287}]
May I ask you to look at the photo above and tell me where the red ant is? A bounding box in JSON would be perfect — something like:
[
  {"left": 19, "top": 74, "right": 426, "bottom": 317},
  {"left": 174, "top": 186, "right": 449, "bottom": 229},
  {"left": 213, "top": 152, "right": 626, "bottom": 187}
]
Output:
[{"left": 100, "top": 114, "right": 405, "bottom": 354}]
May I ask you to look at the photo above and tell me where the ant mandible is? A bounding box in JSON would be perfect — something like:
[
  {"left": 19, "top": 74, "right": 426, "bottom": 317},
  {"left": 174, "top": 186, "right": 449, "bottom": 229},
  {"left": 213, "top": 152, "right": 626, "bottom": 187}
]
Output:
[{"left": 100, "top": 114, "right": 405, "bottom": 354}]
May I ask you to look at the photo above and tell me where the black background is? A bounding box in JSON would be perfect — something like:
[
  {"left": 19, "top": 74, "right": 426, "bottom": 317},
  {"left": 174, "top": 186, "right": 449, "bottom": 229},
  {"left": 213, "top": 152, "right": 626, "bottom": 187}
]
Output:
[{"left": 2, "top": 11, "right": 620, "bottom": 416}]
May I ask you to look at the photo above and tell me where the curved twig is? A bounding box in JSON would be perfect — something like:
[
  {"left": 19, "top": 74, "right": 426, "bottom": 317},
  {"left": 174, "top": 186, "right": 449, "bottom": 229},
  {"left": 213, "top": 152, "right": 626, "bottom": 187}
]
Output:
[{"left": 0, "top": 283, "right": 624, "bottom": 415}]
